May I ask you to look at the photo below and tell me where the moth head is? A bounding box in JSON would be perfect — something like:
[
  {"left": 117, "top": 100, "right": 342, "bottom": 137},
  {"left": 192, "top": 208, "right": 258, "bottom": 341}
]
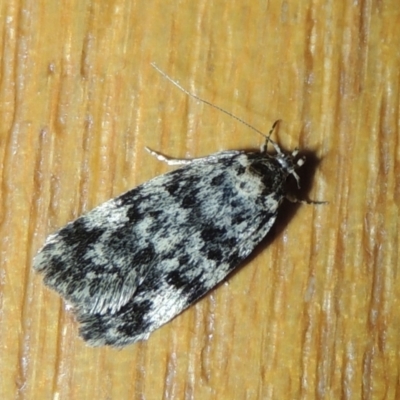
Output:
[
  {"left": 261, "top": 122, "right": 305, "bottom": 188},
  {"left": 272, "top": 147, "right": 305, "bottom": 188}
]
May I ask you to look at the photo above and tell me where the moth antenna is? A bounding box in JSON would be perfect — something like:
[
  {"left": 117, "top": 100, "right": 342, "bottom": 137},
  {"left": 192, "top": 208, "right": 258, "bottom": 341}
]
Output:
[{"left": 151, "top": 62, "right": 269, "bottom": 140}]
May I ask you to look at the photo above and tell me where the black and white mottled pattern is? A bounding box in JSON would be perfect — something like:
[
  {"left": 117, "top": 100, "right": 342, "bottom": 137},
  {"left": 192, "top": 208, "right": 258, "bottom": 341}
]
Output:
[{"left": 34, "top": 139, "right": 307, "bottom": 347}]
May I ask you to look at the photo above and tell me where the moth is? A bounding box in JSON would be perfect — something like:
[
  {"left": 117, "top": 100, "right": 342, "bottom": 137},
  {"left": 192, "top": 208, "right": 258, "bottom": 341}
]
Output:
[{"left": 34, "top": 66, "right": 320, "bottom": 347}]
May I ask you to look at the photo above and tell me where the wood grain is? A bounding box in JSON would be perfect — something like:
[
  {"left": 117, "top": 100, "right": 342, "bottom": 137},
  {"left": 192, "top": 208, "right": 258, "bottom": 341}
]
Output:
[{"left": 1, "top": 0, "right": 399, "bottom": 398}]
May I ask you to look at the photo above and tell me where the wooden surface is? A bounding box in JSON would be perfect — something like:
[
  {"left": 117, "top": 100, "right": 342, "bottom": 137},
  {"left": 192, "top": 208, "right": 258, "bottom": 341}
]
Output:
[{"left": 1, "top": 0, "right": 400, "bottom": 398}]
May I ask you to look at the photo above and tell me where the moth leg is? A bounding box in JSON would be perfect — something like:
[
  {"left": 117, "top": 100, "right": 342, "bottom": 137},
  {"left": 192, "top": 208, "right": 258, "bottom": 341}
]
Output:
[
  {"left": 145, "top": 147, "right": 198, "bottom": 165},
  {"left": 285, "top": 194, "right": 328, "bottom": 205}
]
